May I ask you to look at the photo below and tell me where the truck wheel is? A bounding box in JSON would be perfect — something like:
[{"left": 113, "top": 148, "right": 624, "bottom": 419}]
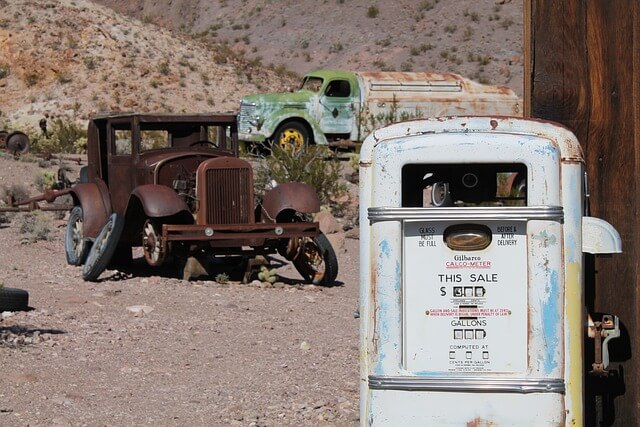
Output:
[
  {"left": 142, "top": 219, "right": 165, "bottom": 266},
  {"left": 82, "top": 213, "right": 125, "bottom": 281},
  {"left": 292, "top": 233, "right": 338, "bottom": 286},
  {"left": 0, "top": 287, "right": 29, "bottom": 311},
  {"left": 65, "top": 206, "right": 91, "bottom": 266},
  {"left": 274, "top": 122, "right": 310, "bottom": 151}
]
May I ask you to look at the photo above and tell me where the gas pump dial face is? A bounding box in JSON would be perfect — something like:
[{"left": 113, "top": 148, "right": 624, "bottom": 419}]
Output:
[{"left": 403, "top": 220, "right": 527, "bottom": 373}]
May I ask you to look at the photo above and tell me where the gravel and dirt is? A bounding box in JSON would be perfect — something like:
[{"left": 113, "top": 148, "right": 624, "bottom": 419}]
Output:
[{"left": 0, "top": 153, "right": 361, "bottom": 426}]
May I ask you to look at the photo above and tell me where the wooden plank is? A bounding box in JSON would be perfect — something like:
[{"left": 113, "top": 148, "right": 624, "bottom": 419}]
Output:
[{"left": 528, "top": 0, "right": 639, "bottom": 423}]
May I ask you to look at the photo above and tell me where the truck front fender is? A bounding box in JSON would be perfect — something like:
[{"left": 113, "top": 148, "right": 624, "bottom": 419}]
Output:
[
  {"left": 261, "top": 182, "right": 321, "bottom": 222},
  {"left": 264, "top": 110, "right": 328, "bottom": 146},
  {"left": 69, "top": 180, "right": 112, "bottom": 239},
  {"left": 129, "top": 184, "right": 191, "bottom": 218}
]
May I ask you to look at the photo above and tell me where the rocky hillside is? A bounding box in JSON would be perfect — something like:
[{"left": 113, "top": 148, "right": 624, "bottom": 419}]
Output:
[
  {"left": 0, "top": 0, "right": 523, "bottom": 130},
  {"left": 96, "top": 0, "right": 523, "bottom": 94},
  {"left": 0, "top": 0, "right": 297, "bottom": 128}
]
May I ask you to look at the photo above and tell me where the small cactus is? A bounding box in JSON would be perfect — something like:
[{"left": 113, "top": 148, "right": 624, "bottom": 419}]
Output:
[
  {"left": 215, "top": 272, "right": 230, "bottom": 284},
  {"left": 257, "top": 266, "right": 277, "bottom": 283}
]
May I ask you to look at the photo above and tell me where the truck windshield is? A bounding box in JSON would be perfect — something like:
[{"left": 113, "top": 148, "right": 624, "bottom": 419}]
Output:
[{"left": 300, "top": 77, "right": 323, "bottom": 92}]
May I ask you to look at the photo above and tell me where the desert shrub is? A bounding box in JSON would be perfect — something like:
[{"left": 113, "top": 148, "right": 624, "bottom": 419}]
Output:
[
  {"left": 0, "top": 65, "right": 9, "bottom": 79},
  {"left": 2, "top": 183, "right": 30, "bottom": 204},
  {"left": 19, "top": 211, "right": 52, "bottom": 243},
  {"left": 31, "top": 118, "right": 87, "bottom": 154},
  {"left": 367, "top": 6, "right": 379, "bottom": 18},
  {"left": 35, "top": 171, "right": 57, "bottom": 192},
  {"left": 255, "top": 145, "right": 347, "bottom": 213},
  {"left": 24, "top": 72, "right": 40, "bottom": 87}
]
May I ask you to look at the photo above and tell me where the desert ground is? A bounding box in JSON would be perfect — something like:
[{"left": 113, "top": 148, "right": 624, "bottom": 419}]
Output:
[{"left": 0, "top": 153, "right": 361, "bottom": 426}]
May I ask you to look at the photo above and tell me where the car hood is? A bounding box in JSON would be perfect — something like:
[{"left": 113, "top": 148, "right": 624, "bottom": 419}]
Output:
[{"left": 241, "top": 90, "right": 315, "bottom": 108}]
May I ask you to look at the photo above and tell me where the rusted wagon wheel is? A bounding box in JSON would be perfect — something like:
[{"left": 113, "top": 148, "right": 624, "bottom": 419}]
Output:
[
  {"left": 5, "top": 131, "right": 30, "bottom": 155},
  {"left": 292, "top": 232, "right": 338, "bottom": 286},
  {"left": 142, "top": 219, "right": 165, "bottom": 266},
  {"left": 0, "top": 130, "right": 8, "bottom": 148},
  {"left": 82, "top": 213, "right": 125, "bottom": 281}
]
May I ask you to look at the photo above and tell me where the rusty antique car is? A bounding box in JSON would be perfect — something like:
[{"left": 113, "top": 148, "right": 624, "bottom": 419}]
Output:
[{"left": 65, "top": 113, "right": 338, "bottom": 284}]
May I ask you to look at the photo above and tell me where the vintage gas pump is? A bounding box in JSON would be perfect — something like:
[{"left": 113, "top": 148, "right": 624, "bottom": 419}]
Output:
[{"left": 359, "top": 117, "right": 621, "bottom": 425}]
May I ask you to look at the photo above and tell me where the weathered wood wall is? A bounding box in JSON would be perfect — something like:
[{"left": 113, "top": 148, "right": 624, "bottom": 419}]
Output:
[{"left": 526, "top": 0, "right": 639, "bottom": 424}]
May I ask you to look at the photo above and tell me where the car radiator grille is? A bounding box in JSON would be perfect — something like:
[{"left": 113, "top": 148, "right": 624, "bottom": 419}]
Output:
[
  {"left": 238, "top": 103, "right": 256, "bottom": 133},
  {"left": 204, "top": 168, "right": 252, "bottom": 224}
]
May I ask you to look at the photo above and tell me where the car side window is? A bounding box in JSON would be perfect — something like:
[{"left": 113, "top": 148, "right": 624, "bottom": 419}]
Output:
[
  {"left": 325, "top": 80, "right": 351, "bottom": 97},
  {"left": 113, "top": 129, "right": 132, "bottom": 155}
]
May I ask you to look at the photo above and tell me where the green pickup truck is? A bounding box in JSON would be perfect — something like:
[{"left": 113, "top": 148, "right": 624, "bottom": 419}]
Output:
[{"left": 238, "top": 69, "right": 521, "bottom": 150}]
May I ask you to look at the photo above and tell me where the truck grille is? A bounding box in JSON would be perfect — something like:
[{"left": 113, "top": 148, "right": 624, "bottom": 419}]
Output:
[
  {"left": 238, "top": 102, "right": 256, "bottom": 133},
  {"left": 204, "top": 167, "right": 252, "bottom": 224}
]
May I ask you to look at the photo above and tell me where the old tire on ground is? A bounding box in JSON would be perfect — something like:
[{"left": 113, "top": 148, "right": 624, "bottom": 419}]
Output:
[
  {"left": 82, "top": 213, "right": 125, "bottom": 281},
  {"left": 0, "top": 287, "right": 29, "bottom": 311},
  {"left": 65, "top": 206, "right": 91, "bottom": 266},
  {"left": 5, "top": 131, "right": 30, "bottom": 155},
  {"left": 292, "top": 233, "right": 338, "bottom": 286},
  {"left": 273, "top": 121, "right": 310, "bottom": 151}
]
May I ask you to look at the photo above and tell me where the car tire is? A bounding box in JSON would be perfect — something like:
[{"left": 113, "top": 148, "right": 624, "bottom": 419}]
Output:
[
  {"left": 0, "top": 287, "right": 29, "bottom": 312},
  {"left": 82, "top": 213, "right": 125, "bottom": 282},
  {"left": 292, "top": 233, "right": 338, "bottom": 286},
  {"left": 65, "top": 206, "right": 91, "bottom": 266},
  {"left": 273, "top": 121, "right": 311, "bottom": 152}
]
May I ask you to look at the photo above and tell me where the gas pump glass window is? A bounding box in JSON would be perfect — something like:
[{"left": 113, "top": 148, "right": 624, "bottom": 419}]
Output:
[{"left": 401, "top": 163, "right": 527, "bottom": 208}]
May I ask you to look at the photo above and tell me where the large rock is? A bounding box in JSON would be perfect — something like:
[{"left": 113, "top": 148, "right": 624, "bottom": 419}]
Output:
[{"left": 314, "top": 210, "right": 341, "bottom": 235}]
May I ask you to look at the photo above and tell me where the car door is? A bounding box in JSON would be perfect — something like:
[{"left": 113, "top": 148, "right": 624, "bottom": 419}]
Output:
[
  {"left": 107, "top": 118, "right": 135, "bottom": 215},
  {"left": 319, "top": 79, "right": 354, "bottom": 135}
]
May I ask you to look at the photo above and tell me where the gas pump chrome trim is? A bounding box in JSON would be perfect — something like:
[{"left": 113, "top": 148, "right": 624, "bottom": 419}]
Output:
[
  {"left": 368, "top": 376, "right": 565, "bottom": 394},
  {"left": 368, "top": 206, "right": 564, "bottom": 223}
]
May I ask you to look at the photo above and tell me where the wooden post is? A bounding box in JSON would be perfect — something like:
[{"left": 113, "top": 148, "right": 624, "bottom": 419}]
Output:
[{"left": 527, "top": 0, "right": 639, "bottom": 424}]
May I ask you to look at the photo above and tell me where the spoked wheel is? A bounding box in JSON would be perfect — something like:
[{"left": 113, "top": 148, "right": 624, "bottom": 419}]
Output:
[
  {"left": 292, "top": 233, "right": 338, "bottom": 286},
  {"left": 142, "top": 219, "right": 165, "bottom": 266},
  {"left": 82, "top": 213, "right": 125, "bottom": 281},
  {"left": 65, "top": 206, "right": 90, "bottom": 265}
]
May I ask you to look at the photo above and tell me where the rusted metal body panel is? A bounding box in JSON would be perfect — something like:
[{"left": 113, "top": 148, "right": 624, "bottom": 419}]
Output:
[
  {"left": 238, "top": 69, "right": 522, "bottom": 147},
  {"left": 69, "top": 181, "right": 111, "bottom": 239},
  {"left": 261, "top": 182, "right": 321, "bottom": 221},
  {"left": 130, "top": 184, "right": 190, "bottom": 218},
  {"left": 359, "top": 116, "right": 621, "bottom": 425}
]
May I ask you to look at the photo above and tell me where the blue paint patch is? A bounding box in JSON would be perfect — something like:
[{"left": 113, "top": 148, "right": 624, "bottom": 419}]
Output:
[
  {"left": 379, "top": 240, "right": 391, "bottom": 257},
  {"left": 542, "top": 270, "right": 560, "bottom": 374},
  {"left": 373, "top": 261, "right": 403, "bottom": 375},
  {"left": 533, "top": 144, "right": 559, "bottom": 159}
]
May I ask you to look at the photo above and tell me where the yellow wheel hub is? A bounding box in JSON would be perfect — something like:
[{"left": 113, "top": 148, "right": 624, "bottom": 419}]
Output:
[{"left": 278, "top": 128, "right": 305, "bottom": 151}]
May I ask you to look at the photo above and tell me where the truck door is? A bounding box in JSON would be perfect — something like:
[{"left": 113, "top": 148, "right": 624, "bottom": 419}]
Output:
[
  {"left": 319, "top": 79, "right": 354, "bottom": 135},
  {"left": 107, "top": 119, "right": 135, "bottom": 216}
]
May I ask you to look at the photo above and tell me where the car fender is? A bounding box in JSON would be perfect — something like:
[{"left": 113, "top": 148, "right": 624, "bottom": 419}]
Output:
[
  {"left": 261, "top": 182, "right": 321, "bottom": 222},
  {"left": 264, "top": 110, "right": 328, "bottom": 145},
  {"left": 69, "top": 180, "right": 112, "bottom": 239},
  {"left": 129, "top": 184, "right": 191, "bottom": 218}
]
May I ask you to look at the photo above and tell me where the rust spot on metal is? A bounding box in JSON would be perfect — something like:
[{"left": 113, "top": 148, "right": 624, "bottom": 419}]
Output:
[{"left": 467, "top": 417, "right": 498, "bottom": 427}]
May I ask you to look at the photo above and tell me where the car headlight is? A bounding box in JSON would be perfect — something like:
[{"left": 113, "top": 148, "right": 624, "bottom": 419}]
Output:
[{"left": 249, "top": 116, "right": 264, "bottom": 130}]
